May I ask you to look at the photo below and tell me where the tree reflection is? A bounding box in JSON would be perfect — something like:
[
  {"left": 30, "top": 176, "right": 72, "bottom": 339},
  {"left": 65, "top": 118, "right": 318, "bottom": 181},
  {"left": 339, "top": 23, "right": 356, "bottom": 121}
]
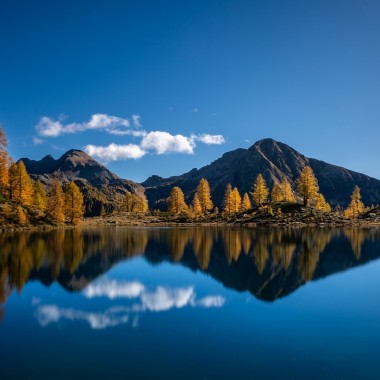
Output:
[
  {"left": 297, "top": 229, "right": 332, "bottom": 281},
  {"left": 344, "top": 228, "right": 366, "bottom": 260},
  {"left": 0, "top": 226, "right": 378, "bottom": 318},
  {"left": 222, "top": 228, "right": 242, "bottom": 264},
  {"left": 192, "top": 228, "right": 213, "bottom": 270}
]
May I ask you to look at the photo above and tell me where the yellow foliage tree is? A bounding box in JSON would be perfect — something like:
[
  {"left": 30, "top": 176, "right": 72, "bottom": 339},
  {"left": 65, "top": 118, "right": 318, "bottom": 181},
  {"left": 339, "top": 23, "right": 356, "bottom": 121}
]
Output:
[
  {"left": 64, "top": 181, "right": 85, "bottom": 224},
  {"left": 195, "top": 178, "right": 213, "bottom": 214},
  {"left": 48, "top": 179, "right": 65, "bottom": 223},
  {"left": 123, "top": 191, "right": 134, "bottom": 212},
  {"left": 17, "top": 206, "right": 27, "bottom": 225},
  {"left": 281, "top": 178, "right": 295, "bottom": 202},
  {"left": 240, "top": 192, "right": 252, "bottom": 212},
  {"left": 168, "top": 186, "right": 188, "bottom": 214},
  {"left": 231, "top": 187, "right": 241, "bottom": 214},
  {"left": 123, "top": 191, "right": 148, "bottom": 213},
  {"left": 315, "top": 193, "right": 331, "bottom": 212},
  {"left": 191, "top": 193, "right": 203, "bottom": 216},
  {"left": 296, "top": 166, "right": 319, "bottom": 206},
  {"left": 344, "top": 186, "right": 365, "bottom": 218},
  {"left": 9, "top": 161, "right": 33, "bottom": 206},
  {"left": 0, "top": 127, "right": 9, "bottom": 198},
  {"left": 271, "top": 183, "right": 283, "bottom": 202},
  {"left": 32, "top": 180, "right": 48, "bottom": 211},
  {"left": 223, "top": 183, "right": 233, "bottom": 217},
  {"left": 251, "top": 174, "right": 269, "bottom": 206},
  {"left": 136, "top": 194, "right": 149, "bottom": 213}
]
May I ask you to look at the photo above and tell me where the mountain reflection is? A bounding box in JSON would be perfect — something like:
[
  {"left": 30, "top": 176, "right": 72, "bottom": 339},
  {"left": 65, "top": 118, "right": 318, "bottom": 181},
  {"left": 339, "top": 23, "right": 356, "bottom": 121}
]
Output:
[{"left": 1, "top": 226, "right": 380, "bottom": 319}]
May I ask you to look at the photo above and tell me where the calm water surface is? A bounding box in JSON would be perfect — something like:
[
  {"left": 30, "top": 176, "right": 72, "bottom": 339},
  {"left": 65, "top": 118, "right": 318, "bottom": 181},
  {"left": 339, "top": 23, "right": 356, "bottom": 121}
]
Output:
[{"left": 0, "top": 226, "right": 380, "bottom": 380}]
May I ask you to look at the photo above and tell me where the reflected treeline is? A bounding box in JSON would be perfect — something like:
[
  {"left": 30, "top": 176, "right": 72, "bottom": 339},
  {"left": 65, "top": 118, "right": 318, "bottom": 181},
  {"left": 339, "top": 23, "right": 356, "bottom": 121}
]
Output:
[{"left": 1, "top": 226, "right": 380, "bottom": 319}]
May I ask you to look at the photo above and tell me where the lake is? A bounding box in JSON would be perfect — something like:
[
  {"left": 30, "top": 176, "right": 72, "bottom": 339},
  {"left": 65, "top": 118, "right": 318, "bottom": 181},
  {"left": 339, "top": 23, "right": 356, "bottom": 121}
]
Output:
[{"left": 0, "top": 226, "right": 380, "bottom": 379}]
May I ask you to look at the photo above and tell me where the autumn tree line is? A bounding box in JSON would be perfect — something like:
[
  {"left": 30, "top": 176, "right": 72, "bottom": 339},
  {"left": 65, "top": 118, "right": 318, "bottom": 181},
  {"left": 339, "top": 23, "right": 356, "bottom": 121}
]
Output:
[
  {"left": 166, "top": 166, "right": 369, "bottom": 219},
  {"left": 0, "top": 126, "right": 371, "bottom": 224},
  {"left": 0, "top": 128, "right": 84, "bottom": 225}
]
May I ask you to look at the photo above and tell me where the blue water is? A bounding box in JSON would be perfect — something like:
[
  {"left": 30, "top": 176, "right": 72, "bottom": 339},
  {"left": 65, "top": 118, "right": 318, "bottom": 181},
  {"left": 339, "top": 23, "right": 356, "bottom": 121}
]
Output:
[{"left": 0, "top": 227, "right": 379, "bottom": 379}]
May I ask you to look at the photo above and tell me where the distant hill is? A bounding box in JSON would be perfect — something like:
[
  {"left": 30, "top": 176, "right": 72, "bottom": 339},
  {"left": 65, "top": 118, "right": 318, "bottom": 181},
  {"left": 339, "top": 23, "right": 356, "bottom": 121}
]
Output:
[
  {"left": 142, "top": 138, "right": 380, "bottom": 209},
  {"left": 21, "top": 149, "right": 144, "bottom": 216}
]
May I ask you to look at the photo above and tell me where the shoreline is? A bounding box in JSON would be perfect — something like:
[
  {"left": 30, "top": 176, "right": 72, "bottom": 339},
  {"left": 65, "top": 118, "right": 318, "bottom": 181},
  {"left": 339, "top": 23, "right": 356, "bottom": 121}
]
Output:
[{"left": 2, "top": 212, "right": 380, "bottom": 233}]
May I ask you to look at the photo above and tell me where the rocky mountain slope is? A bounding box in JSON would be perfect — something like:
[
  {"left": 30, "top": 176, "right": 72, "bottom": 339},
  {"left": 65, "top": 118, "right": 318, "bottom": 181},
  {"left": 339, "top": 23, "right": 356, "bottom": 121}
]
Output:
[
  {"left": 21, "top": 150, "right": 144, "bottom": 216},
  {"left": 21, "top": 139, "right": 380, "bottom": 215},
  {"left": 143, "top": 138, "right": 380, "bottom": 209}
]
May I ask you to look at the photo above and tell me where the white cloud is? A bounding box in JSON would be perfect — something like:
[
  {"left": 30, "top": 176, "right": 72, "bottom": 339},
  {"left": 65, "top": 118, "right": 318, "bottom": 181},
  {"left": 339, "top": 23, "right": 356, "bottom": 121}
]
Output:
[
  {"left": 197, "top": 296, "right": 225, "bottom": 308},
  {"left": 36, "top": 282, "right": 226, "bottom": 330},
  {"left": 194, "top": 133, "right": 225, "bottom": 145},
  {"left": 32, "top": 136, "right": 44, "bottom": 145},
  {"left": 140, "top": 286, "right": 195, "bottom": 312},
  {"left": 140, "top": 131, "right": 195, "bottom": 155},
  {"left": 192, "top": 108, "right": 199, "bottom": 113},
  {"left": 36, "top": 113, "right": 226, "bottom": 162},
  {"left": 82, "top": 280, "right": 226, "bottom": 312},
  {"left": 132, "top": 114, "right": 141, "bottom": 128},
  {"left": 83, "top": 280, "right": 145, "bottom": 300},
  {"left": 84, "top": 143, "right": 146, "bottom": 161},
  {"left": 36, "top": 305, "right": 130, "bottom": 329},
  {"left": 36, "top": 113, "right": 134, "bottom": 137}
]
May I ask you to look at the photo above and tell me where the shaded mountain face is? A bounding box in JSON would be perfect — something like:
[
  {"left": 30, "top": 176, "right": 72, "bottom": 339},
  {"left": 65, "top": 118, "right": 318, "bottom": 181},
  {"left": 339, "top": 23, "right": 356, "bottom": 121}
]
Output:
[
  {"left": 143, "top": 138, "right": 380, "bottom": 209},
  {"left": 1, "top": 227, "right": 379, "bottom": 304},
  {"left": 21, "top": 150, "right": 144, "bottom": 216}
]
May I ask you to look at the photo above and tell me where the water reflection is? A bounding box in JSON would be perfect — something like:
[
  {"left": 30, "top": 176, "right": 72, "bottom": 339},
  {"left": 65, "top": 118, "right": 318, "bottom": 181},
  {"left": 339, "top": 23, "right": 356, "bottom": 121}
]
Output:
[
  {"left": 35, "top": 282, "right": 225, "bottom": 329},
  {"left": 1, "top": 226, "right": 380, "bottom": 320}
]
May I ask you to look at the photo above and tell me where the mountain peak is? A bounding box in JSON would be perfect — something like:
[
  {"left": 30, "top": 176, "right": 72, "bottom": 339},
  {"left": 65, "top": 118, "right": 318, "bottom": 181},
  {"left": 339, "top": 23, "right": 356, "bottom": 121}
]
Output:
[
  {"left": 143, "top": 138, "right": 380, "bottom": 208},
  {"left": 22, "top": 149, "right": 121, "bottom": 184},
  {"left": 253, "top": 137, "right": 279, "bottom": 146},
  {"left": 60, "top": 149, "right": 94, "bottom": 162}
]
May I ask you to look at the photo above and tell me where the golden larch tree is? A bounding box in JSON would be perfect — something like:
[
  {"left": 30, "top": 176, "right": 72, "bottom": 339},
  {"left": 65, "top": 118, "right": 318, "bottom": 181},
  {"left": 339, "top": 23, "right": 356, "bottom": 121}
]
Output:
[
  {"left": 168, "top": 186, "right": 188, "bottom": 214},
  {"left": 281, "top": 178, "right": 295, "bottom": 202},
  {"left": 344, "top": 186, "right": 365, "bottom": 218},
  {"left": 231, "top": 187, "right": 241, "bottom": 214},
  {"left": 271, "top": 183, "right": 283, "bottom": 202},
  {"left": 17, "top": 206, "right": 27, "bottom": 225},
  {"left": 251, "top": 174, "right": 269, "bottom": 206},
  {"left": 240, "top": 192, "right": 252, "bottom": 212},
  {"left": 296, "top": 166, "right": 319, "bottom": 206},
  {"left": 48, "top": 178, "right": 65, "bottom": 223},
  {"left": 64, "top": 181, "right": 85, "bottom": 224},
  {"left": 9, "top": 161, "right": 33, "bottom": 206},
  {"left": 0, "top": 127, "right": 9, "bottom": 198},
  {"left": 134, "top": 194, "right": 149, "bottom": 213},
  {"left": 315, "top": 193, "right": 331, "bottom": 212},
  {"left": 123, "top": 191, "right": 134, "bottom": 212},
  {"left": 123, "top": 192, "right": 148, "bottom": 213},
  {"left": 191, "top": 193, "right": 203, "bottom": 216},
  {"left": 195, "top": 178, "right": 213, "bottom": 214},
  {"left": 223, "top": 183, "right": 233, "bottom": 217},
  {"left": 32, "top": 180, "right": 48, "bottom": 211}
]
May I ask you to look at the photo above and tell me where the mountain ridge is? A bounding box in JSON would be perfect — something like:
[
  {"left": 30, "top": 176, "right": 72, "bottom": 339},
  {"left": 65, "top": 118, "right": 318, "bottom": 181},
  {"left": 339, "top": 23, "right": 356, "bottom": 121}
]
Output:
[
  {"left": 21, "top": 149, "right": 144, "bottom": 216},
  {"left": 143, "top": 138, "right": 380, "bottom": 209},
  {"left": 21, "top": 138, "right": 380, "bottom": 214}
]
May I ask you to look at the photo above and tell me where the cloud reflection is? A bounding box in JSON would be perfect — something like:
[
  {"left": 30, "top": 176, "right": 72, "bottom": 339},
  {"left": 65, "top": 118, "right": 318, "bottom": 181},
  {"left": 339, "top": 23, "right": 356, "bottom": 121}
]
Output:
[
  {"left": 36, "top": 305, "right": 130, "bottom": 329},
  {"left": 83, "top": 280, "right": 145, "bottom": 300},
  {"left": 36, "top": 281, "right": 226, "bottom": 329}
]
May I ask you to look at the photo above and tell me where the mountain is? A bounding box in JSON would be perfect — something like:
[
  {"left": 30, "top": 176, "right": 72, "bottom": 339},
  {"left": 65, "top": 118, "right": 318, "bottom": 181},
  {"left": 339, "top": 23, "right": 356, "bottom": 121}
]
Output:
[
  {"left": 21, "top": 149, "right": 144, "bottom": 216},
  {"left": 142, "top": 138, "right": 380, "bottom": 209}
]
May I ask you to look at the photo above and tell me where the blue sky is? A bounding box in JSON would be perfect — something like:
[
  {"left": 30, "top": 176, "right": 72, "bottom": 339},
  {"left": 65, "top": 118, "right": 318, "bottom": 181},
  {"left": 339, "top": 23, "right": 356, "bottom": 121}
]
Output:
[{"left": 0, "top": 0, "right": 379, "bottom": 182}]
